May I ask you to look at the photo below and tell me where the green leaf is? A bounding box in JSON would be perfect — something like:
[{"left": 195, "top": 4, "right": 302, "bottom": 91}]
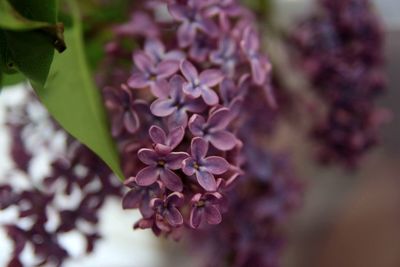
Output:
[
  {"left": 0, "top": 0, "right": 49, "bottom": 30},
  {"left": 0, "top": 0, "right": 66, "bottom": 89},
  {"left": 31, "top": 0, "right": 124, "bottom": 180}
]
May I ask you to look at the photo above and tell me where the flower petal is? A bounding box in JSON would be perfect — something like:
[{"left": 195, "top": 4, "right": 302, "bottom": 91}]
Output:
[
  {"left": 200, "top": 86, "right": 219, "bottom": 106},
  {"left": 199, "top": 69, "right": 224, "bottom": 87},
  {"left": 189, "top": 207, "right": 203, "bottom": 229},
  {"left": 157, "top": 60, "right": 179, "bottom": 79},
  {"left": 203, "top": 156, "right": 229, "bottom": 175},
  {"left": 149, "top": 126, "right": 167, "bottom": 144},
  {"left": 188, "top": 114, "right": 206, "bottom": 136},
  {"left": 209, "top": 130, "right": 237, "bottom": 151},
  {"left": 166, "top": 192, "right": 184, "bottom": 207},
  {"left": 139, "top": 198, "right": 154, "bottom": 218},
  {"left": 136, "top": 166, "right": 159, "bottom": 186},
  {"left": 167, "top": 110, "right": 188, "bottom": 129},
  {"left": 160, "top": 168, "right": 183, "bottom": 192},
  {"left": 122, "top": 189, "right": 142, "bottom": 209},
  {"left": 250, "top": 58, "right": 267, "bottom": 85},
  {"left": 178, "top": 22, "right": 196, "bottom": 48},
  {"left": 165, "top": 152, "right": 189, "bottom": 170},
  {"left": 150, "top": 99, "right": 177, "bottom": 117},
  {"left": 169, "top": 75, "right": 185, "bottom": 100},
  {"left": 144, "top": 38, "right": 165, "bottom": 62},
  {"left": 207, "top": 107, "right": 231, "bottom": 130},
  {"left": 168, "top": 127, "right": 185, "bottom": 149},
  {"left": 168, "top": 4, "right": 188, "bottom": 21},
  {"left": 128, "top": 73, "right": 149, "bottom": 89},
  {"left": 204, "top": 205, "right": 222, "bottom": 225},
  {"left": 165, "top": 206, "right": 183, "bottom": 226},
  {"left": 124, "top": 110, "right": 140, "bottom": 133},
  {"left": 182, "top": 158, "right": 196, "bottom": 176},
  {"left": 180, "top": 60, "right": 198, "bottom": 83},
  {"left": 196, "top": 170, "right": 217, "bottom": 191},
  {"left": 133, "top": 51, "right": 153, "bottom": 73},
  {"left": 151, "top": 79, "right": 170, "bottom": 98},
  {"left": 191, "top": 137, "right": 208, "bottom": 160},
  {"left": 185, "top": 97, "right": 206, "bottom": 113},
  {"left": 138, "top": 149, "right": 158, "bottom": 165}
]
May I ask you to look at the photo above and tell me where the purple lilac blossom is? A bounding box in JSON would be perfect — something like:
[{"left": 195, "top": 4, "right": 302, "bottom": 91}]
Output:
[
  {"left": 102, "top": 0, "right": 275, "bottom": 238},
  {"left": 290, "top": 0, "right": 387, "bottom": 167}
]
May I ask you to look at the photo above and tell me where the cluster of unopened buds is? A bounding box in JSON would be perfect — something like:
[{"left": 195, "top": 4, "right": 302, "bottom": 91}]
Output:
[{"left": 103, "top": 0, "right": 273, "bottom": 237}]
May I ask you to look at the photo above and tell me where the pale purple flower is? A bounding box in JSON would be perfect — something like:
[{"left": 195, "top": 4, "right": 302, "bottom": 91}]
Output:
[
  {"left": 135, "top": 148, "right": 188, "bottom": 192},
  {"left": 182, "top": 137, "right": 229, "bottom": 191},
  {"left": 144, "top": 38, "right": 185, "bottom": 64},
  {"left": 151, "top": 192, "right": 184, "bottom": 227},
  {"left": 189, "top": 107, "right": 238, "bottom": 151},
  {"left": 122, "top": 178, "right": 164, "bottom": 218},
  {"left": 103, "top": 86, "right": 141, "bottom": 136},
  {"left": 149, "top": 125, "right": 185, "bottom": 154},
  {"left": 180, "top": 60, "right": 224, "bottom": 106},
  {"left": 128, "top": 51, "right": 179, "bottom": 98},
  {"left": 189, "top": 192, "right": 222, "bottom": 228},
  {"left": 114, "top": 12, "right": 159, "bottom": 38},
  {"left": 168, "top": 2, "right": 218, "bottom": 48},
  {"left": 210, "top": 37, "right": 237, "bottom": 77},
  {"left": 240, "top": 27, "right": 271, "bottom": 85},
  {"left": 150, "top": 75, "right": 206, "bottom": 128}
]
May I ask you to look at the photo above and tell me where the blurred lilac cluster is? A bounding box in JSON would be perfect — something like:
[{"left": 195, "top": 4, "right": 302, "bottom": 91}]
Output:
[
  {"left": 188, "top": 141, "right": 302, "bottom": 267},
  {"left": 290, "top": 0, "right": 387, "bottom": 166},
  {"left": 0, "top": 94, "right": 123, "bottom": 267},
  {"left": 102, "top": 0, "right": 275, "bottom": 237}
]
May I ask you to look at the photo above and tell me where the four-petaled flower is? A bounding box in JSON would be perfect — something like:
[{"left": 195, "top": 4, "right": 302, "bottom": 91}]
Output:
[
  {"left": 168, "top": 2, "right": 218, "bottom": 48},
  {"left": 189, "top": 192, "right": 222, "bottom": 228},
  {"left": 189, "top": 107, "right": 237, "bottom": 151},
  {"left": 128, "top": 51, "right": 179, "bottom": 98},
  {"left": 103, "top": 86, "right": 141, "bottom": 136},
  {"left": 240, "top": 27, "right": 271, "bottom": 85},
  {"left": 210, "top": 37, "right": 237, "bottom": 77},
  {"left": 144, "top": 38, "right": 185, "bottom": 64},
  {"left": 150, "top": 75, "right": 206, "bottom": 128},
  {"left": 183, "top": 137, "right": 229, "bottom": 191},
  {"left": 135, "top": 147, "right": 188, "bottom": 192},
  {"left": 180, "top": 60, "right": 224, "bottom": 106},
  {"left": 149, "top": 125, "right": 185, "bottom": 154},
  {"left": 122, "top": 178, "right": 164, "bottom": 218},
  {"left": 151, "top": 192, "right": 184, "bottom": 227}
]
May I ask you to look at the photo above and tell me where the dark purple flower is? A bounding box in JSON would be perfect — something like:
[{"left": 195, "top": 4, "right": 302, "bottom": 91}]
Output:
[
  {"left": 180, "top": 60, "right": 224, "bottom": 106},
  {"left": 103, "top": 86, "right": 141, "bottom": 136},
  {"left": 122, "top": 178, "right": 164, "bottom": 218},
  {"left": 182, "top": 137, "right": 229, "bottom": 191},
  {"left": 189, "top": 32, "right": 216, "bottom": 62},
  {"left": 149, "top": 125, "right": 185, "bottom": 154},
  {"left": 240, "top": 26, "right": 271, "bottom": 85},
  {"left": 168, "top": 2, "right": 218, "bottom": 48},
  {"left": 189, "top": 107, "right": 238, "bottom": 151},
  {"left": 189, "top": 192, "right": 222, "bottom": 228},
  {"left": 151, "top": 192, "right": 184, "bottom": 227},
  {"left": 128, "top": 51, "right": 179, "bottom": 98},
  {"left": 144, "top": 38, "right": 185, "bottom": 64},
  {"left": 150, "top": 75, "right": 206, "bottom": 127},
  {"left": 135, "top": 147, "right": 188, "bottom": 191}
]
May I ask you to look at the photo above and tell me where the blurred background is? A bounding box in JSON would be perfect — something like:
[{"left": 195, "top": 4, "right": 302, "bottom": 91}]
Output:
[{"left": 0, "top": 0, "right": 399, "bottom": 266}]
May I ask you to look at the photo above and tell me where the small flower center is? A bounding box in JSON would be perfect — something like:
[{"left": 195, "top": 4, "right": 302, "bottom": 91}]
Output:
[
  {"left": 193, "top": 162, "right": 200, "bottom": 170},
  {"left": 150, "top": 73, "right": 158, "bottom": 81},
  {"left": 196, "top": 200, "right": 205, "bottom": 207},
  {"left": 158, "top": 160, "right": 166, "bottom": 167}
]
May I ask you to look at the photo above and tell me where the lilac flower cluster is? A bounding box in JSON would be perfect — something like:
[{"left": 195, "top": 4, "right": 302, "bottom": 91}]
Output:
[
  {"left": 0, "top": 93, "right": 123, "bottom": 267},
  {"left": 103, "top": 0, "right": 274, "bottom": 237},
  {"left": 188, "top": 144, "right": 303, "bottom": 267},
  {"left": 289, "top": 0, "right": 387, "bottom": 166}
]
